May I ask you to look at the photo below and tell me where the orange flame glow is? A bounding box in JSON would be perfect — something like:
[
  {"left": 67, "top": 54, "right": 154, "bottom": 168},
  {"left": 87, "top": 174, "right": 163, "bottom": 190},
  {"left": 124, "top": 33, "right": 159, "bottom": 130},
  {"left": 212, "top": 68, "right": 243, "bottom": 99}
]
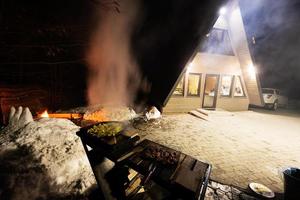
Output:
[
  {"left": 40, "top": 110, "right": 49, "bottom": 118},
  {"left": 83, "top": 110, "right": 109, "bottom": 122}
]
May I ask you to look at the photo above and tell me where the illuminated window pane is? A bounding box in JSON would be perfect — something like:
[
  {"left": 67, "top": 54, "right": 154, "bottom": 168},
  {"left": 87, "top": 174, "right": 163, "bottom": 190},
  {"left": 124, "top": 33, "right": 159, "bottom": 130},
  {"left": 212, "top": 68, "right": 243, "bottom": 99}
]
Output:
[
  {"left": 187, "top": 73, "right": 201, "bottom": 96},
  {"left": 234, "top": 76, "right": 245, "bottom": 97},
  {"left": 173, "top": 77, "right": 184, "bottom": 96},
  {"left": 220, "top": 75, "right": 233, "bottom": 96},
  {"left": 200, "top": 28, "right": 234, "bottom": 56}
]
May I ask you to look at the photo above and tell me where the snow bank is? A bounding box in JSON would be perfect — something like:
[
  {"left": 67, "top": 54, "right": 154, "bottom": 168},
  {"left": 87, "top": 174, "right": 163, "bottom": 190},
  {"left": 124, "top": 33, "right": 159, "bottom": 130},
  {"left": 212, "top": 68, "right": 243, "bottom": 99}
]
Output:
[
  {"left": 145, "top": 106, "right": 161, "bottom": 120},
  {"left": 0, "top": 117, "right": 96, "bottom": 199}
]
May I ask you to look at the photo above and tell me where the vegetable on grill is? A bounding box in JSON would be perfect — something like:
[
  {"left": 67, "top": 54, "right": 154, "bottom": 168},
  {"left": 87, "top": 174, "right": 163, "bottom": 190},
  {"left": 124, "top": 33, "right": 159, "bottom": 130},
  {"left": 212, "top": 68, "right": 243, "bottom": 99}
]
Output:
[{"left": 87, "top": 122, "right": 123, "bottom": 137}]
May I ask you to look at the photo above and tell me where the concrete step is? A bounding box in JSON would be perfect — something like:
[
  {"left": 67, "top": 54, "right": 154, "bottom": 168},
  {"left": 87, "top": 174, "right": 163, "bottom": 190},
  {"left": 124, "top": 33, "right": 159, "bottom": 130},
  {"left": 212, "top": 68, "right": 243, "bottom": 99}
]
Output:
[
  {"left": 188, "top": 110, "right": 209, "bottom": 121},
  {"left": 196, "top": 108, "right": 209, "bottom": 116}
]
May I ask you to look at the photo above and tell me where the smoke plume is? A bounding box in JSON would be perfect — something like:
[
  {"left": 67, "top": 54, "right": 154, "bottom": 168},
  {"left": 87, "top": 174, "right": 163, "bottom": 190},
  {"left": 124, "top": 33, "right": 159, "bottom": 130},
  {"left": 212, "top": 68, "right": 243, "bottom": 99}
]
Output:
[
  {"left": 86, "top": 0, "right": 141, "bottom": 107},
  {"left": 240, "top": 0, "right": 300, "bottom": 99}
]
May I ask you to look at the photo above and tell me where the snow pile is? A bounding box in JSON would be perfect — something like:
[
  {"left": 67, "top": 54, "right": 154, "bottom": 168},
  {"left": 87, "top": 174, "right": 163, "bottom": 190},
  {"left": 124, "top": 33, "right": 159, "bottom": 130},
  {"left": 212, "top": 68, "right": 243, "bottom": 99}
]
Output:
[
  {"left": 1, "top": 106, "right": 33, "bottom": 137},
  {"left": 145, "top": 106, "right": 161, "bottom": 120},
  {"left": 0, "top": 108, "right": 96, "bottom": 199},
  {"left": 16, "top": 118, "right": 96, "bottom": 193}
]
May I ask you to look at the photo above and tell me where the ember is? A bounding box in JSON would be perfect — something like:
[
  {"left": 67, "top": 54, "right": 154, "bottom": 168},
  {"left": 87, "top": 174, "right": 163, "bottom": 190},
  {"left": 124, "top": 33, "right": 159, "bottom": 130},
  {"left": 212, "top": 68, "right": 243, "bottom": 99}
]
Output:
[
  {"left": 40, "top": 110, "right": 49, "bottom": 118},
  {"left": 38, "top": 110, "right": 82, "bottom": 120},
  {"left": 83, "top": 110, "right": 109, "bottom": 122}
]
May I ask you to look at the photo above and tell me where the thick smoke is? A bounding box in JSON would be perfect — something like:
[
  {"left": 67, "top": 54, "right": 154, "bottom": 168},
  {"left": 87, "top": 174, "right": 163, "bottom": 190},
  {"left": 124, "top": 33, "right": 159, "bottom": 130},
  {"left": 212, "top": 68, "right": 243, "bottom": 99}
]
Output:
[
  {"left": 86, "top": 0, "right": 141, "bottom": 106},
  {"left": 240, "top": 0, "right": 300, "bottom": 99}
]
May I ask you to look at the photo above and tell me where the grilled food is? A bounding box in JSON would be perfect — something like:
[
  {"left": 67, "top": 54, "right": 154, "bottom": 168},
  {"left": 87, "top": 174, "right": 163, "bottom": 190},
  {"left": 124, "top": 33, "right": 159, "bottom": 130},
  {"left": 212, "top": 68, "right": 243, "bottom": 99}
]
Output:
[
  {"left": 144, "top": 146, "right": 178, "bottom": 165},
  {"left": 87, "top": 122, "right": 123, "bottom": 137}
]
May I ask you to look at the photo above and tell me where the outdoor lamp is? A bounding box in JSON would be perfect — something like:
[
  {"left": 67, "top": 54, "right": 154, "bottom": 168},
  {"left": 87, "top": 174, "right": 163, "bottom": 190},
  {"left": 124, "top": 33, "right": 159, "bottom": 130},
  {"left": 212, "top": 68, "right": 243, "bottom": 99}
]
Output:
[
  {"left": 219, "top": 7, "right": 227, "bottom": 15},
  {"left": 248, "top": 64, "right": 256, "bottom": 78}
]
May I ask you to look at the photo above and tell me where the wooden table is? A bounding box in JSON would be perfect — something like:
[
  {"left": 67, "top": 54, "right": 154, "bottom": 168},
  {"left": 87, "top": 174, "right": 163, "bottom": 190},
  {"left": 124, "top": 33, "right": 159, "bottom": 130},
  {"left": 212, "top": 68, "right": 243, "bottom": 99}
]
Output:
[
  {"left": 122, "top": 139, "right": 212, "bottom": 200},
  {"left": 77, "top": 128, "right": 211, "bottom": 200}
]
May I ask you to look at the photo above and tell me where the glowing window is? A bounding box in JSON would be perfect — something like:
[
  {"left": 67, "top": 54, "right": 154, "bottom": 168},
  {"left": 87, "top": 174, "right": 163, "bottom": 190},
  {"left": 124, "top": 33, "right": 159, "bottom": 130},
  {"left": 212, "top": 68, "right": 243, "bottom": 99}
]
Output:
[
  {"left": 220, "top": 75, "right": 233, "bottom": 96},
  {"left": 173, "top": 77, "right": 184, "bottom": 96},
  {"left": 187, "top": 73, "right": 201, "bottom": 96},
  {"left": 234, "top": 76, "right": 245, "bottom": 97},
  {"left": 200, "top": 28, "right": 234, "bottom": 56}
]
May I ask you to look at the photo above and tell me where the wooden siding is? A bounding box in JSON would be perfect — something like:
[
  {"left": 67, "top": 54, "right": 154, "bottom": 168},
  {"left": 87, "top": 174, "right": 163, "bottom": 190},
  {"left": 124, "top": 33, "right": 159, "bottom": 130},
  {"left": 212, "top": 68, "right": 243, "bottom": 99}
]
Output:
[
  {"left": 164, "top": 97, "right": 201, "bottom": 113},
  {"left": 214, "top": 15, "right": 228, "bottom": 29},
  {"left": 226, "top": 1, "right": 263, "bottom": 106},
  {"left": 164, "top": 49, "right": 251, "bottom": 113},
  {"left": 216, "top": 97, "right": 249, "bottom": 111},
  {"left": 190, "top": 53, "right": 241, "bottom": 75},
  {"left": 164, "top": 1, "right": 262, "bottom": 112}
]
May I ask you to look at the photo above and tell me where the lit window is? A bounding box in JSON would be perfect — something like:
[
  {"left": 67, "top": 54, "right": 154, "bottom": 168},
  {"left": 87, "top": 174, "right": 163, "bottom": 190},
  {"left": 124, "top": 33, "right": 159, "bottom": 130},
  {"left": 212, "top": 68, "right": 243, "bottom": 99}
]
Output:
[
  {"left": 220, "top": 75, "right": 233, "bottom": 96},
  {"left": 187, "top": 73, "right": 201, "bottom": 96},
  {"left": 200, "top": 28, "right": 234, "bottom": 56},
  {"left": 173, "top": 77, "right": 184, "bottom": 96},
  {"left": 234, "top": 76, "right": 245, "bottom": 97}
]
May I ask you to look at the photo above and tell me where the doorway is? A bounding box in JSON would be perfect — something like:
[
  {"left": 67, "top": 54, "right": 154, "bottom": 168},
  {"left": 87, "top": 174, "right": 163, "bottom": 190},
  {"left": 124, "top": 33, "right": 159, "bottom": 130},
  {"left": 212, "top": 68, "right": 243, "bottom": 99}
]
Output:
[{"left": 202, "top": 74, "right": 219, "bottom": 109}]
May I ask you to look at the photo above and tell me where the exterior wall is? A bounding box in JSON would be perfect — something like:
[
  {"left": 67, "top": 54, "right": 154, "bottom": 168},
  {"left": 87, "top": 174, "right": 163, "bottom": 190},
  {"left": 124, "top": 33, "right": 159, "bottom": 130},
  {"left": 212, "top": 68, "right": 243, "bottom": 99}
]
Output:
[
  {"left": 226, "top": 1, "right": 263, "bottom": 106},
  {"left": 216, "top": 93, "right": 249, "bottom": 111},
  {"left": 191, "top": 53, "right": 241, "bottom": 75},
  {"left": 164, "top": 0, "right": 261, "bottom": 112},
  {"left": 214, "top": 13, "right": 228, "bottom": 29},
  {"left": 164, "top": 53, "right": 250, "bottom": 112},
  {"left": 163, "top": 97, "right": 201, "bottom": 113}
]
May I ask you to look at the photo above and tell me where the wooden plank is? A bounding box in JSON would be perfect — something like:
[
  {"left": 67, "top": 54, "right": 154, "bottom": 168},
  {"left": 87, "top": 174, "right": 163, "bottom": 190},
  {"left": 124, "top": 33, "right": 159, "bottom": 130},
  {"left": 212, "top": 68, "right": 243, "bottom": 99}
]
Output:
[
  {"left": 196, "top": 108, "right": 209, "bottom": 116},
  {"left": 188, "top": 110, "right": 208, "bottom": 121},
  {"left": 173, "top": 157, "right": 208, "bottom": 193}
]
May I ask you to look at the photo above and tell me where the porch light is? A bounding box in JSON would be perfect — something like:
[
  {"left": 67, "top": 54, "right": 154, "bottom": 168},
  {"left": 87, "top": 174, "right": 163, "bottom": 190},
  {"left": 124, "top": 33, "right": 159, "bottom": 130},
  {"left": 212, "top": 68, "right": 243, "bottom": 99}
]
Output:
[
  {"left": 219, "top": 7, "right": 227, "bottom": 15},
  {"left": 231, "top": 8, "right": 239, "bottom": 19},
  {"left": 248, "top": 64, "right": 256, "bottom": 78},
  {"left": 187, "top": 63, "right": 193, "bottom": 72}
]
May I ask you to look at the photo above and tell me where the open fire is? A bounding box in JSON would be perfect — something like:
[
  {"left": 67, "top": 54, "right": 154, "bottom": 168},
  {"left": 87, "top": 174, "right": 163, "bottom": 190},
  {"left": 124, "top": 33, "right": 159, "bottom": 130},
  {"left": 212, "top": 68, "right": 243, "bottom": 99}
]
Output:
[
  {"left": 39, "top": 110, "right": 49, "bottom": 118},
  {"left": 35, "top": 106, "right": 132, "bottom": 124},
  {"left": 37, "top": 110, "right": 83, "bottom": 120}
]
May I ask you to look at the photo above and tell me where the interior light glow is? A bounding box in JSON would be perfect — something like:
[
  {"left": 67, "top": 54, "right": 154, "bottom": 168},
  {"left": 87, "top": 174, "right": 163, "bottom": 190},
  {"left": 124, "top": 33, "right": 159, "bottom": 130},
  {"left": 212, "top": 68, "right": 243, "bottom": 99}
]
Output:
[
  {"left": 219, "top": 7, "right": 227, "bottom": 15},
  {"left": 187, "top": 63, "right": 193, "bottom": 72},
  {"left": 248, "top": 64, "right": 256, "bottom": 78}
]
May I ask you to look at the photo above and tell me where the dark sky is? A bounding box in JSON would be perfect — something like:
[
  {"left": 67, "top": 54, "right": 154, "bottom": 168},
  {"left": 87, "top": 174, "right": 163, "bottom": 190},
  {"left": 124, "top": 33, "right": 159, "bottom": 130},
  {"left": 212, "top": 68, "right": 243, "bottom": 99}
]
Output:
[
  {"left": 2, "top": 0, "right": 299, "bottom": 110},
  {"left": 240, "top": 0, "right": 300, "bottom": 99},
  {"left": 0, "top": 0, "right": 223, "bottom": 110}
]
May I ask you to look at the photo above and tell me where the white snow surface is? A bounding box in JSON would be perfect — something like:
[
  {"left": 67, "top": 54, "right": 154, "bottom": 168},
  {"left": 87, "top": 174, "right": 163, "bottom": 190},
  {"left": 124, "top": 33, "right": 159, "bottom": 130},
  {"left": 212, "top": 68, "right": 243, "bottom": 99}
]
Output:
[
  {"left": 145, "top": 106, "right": 161, "bottom": 120},
  {"left": 0, "top": 118, "right": 96, "bottom": 199}
]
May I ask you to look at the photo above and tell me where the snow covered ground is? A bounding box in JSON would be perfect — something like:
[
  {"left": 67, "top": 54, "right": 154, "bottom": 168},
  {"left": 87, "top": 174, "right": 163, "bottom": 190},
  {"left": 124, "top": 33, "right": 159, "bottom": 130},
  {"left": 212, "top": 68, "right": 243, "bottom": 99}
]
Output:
[
  {"left": 0, "top": 106, "right": 137, "bottom": 200},
  {"left": 135, "top": 108, "right": 300, "bottom": 193},
  {"left": 1, "top": 106, "right": 289, "bottom": 199},
  {"left": 0, "top": 107, "right": 96, "bottom": 199}
]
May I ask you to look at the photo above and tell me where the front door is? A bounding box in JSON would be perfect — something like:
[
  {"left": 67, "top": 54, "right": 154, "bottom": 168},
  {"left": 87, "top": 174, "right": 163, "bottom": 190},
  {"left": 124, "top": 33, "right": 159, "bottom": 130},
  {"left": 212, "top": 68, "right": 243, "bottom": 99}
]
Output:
[{"left": 202, "top": 74, "right": 219, "bottom": 109}]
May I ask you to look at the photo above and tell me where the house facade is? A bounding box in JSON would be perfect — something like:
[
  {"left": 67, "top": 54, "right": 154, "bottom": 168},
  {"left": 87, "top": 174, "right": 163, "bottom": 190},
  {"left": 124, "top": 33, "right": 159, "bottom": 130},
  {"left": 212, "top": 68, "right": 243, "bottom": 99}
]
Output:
[{"left": 164, "top": 0, "right": 263, "bottom": 112}]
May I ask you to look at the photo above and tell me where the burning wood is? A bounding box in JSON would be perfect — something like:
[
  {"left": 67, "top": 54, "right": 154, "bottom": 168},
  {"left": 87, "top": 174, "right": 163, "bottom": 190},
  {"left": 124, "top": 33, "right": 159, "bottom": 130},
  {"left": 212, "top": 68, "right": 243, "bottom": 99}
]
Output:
[
  {"left": 83, "top": 110, "right": 109, "bottom": 122},
  {"left": 36, "top": 106, "right": 136, "bottom": 128},
  {"left": 40, "top": 110, "right": 49, "bottom": 118},
  {"left": 82, "top": 106, "right": 136, "bottom": 122},
  {"left": 38, "top": 110, "right": 83, "bottom": 120}
]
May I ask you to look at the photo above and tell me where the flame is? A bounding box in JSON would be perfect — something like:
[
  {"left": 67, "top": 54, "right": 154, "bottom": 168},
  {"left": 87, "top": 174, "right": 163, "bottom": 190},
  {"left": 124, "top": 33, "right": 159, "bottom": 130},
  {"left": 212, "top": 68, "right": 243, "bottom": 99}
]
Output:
[
  {"left": 83, "top": 110, "right": 109, "bottom": 122},
  {"left": 40, "top": 110, "right": 49, "bottom": 118}
]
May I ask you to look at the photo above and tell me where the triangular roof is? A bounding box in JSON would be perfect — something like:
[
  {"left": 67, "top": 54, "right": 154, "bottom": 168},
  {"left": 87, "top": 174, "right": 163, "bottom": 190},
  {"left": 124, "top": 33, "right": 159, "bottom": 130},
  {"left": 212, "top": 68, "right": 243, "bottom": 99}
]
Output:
[
  {"left": 134, "top": 0, "right": 225, "bottom": 109},
  {"left": 163, "top": 0, "right": 263, "bottom": 107}
]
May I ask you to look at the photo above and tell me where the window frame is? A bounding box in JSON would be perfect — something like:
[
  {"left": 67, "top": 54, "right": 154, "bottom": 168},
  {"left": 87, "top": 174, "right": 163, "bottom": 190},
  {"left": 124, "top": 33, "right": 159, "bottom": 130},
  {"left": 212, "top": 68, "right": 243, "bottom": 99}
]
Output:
[
  {"left": 199, "top": 28, "right": 235, "bottom": 56},
  {"left": 187, "top": 73, "right": 202, "bottom": 97},
  {"left": 172, "top": 75, "right": 185, "bottom": 97},
  {"left": 233, "top": 76, "right": 246, "bottom": 98},
  {"left": 220, "top": 74, "right": 234, "bottom": 97}
]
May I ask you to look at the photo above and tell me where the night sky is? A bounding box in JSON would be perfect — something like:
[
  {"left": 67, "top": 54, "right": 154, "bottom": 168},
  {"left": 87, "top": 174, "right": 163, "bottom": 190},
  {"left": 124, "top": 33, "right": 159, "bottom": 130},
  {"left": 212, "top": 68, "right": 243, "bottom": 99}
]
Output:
[
  {"left": 0, "top": 0, "right": 223, "bottom": 110},
  {"left": 1, "top": 0, "right": 300, "bottom": 112},
  {"left": 240, "top": 0, "right": 300, "bottom": 100}
]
